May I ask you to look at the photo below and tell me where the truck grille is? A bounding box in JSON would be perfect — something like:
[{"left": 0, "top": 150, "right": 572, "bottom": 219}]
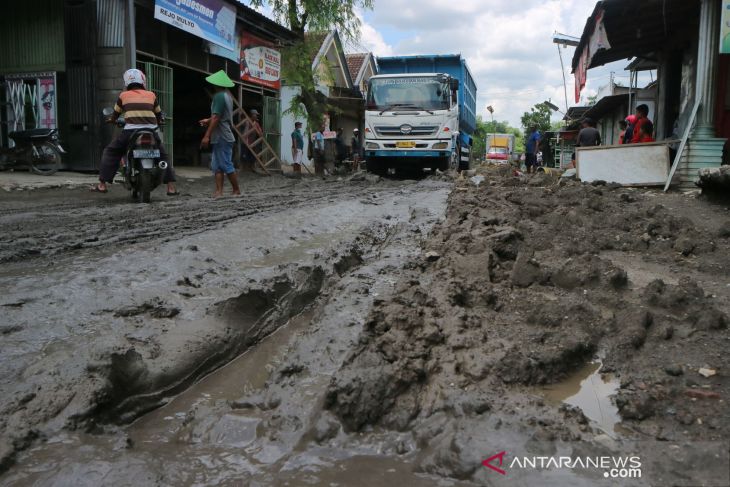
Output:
[{"left": 374, "top": 125, "right": 439, "bottom": 137}]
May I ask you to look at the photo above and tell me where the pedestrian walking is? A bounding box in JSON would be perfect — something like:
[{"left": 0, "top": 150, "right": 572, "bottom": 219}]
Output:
[
  {"left": 199, "top": 70, "right": 240, "bottom": 198},
  {"left": 291, "top": 121, "right": 304, "bottom": 175}
]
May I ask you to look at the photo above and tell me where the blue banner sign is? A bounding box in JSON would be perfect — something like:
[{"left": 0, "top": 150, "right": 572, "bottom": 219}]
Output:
[{"left": 154, "top": 0, "right": 236, "bottom": 51}]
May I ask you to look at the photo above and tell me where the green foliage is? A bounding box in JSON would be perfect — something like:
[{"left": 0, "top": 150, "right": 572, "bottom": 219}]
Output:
[
  {"left": 248, "top": 0, "right": 373, "bottom": 128},
  {"left": 473, "top": 115, "right": 524, "bottom": 157},
  {"left": 520, "top": 102, "right": 553, "bottom": 136}
]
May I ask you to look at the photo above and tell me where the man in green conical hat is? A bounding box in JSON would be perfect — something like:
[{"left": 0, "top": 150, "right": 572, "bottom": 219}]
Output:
[{"left": 199, "top": 70, "right": 241, "bottom": 198}]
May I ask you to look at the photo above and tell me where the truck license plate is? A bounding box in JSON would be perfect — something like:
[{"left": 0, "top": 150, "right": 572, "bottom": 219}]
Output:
[
  {"left": 396, "top": 141, "right": 416, "bottom": 148},
  {"left": 133, "top": 149, "right": 160, "bottom": 158}
]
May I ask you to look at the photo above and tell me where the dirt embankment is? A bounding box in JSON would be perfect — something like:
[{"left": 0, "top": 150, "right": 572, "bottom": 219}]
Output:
[{"left": 326, "top": 169, "right": 730, "bottom": 481}]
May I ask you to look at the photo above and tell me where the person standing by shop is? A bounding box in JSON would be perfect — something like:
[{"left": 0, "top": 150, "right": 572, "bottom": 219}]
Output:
[
  {"left": 313, "top": 123, "right": 326, "bottom": 176},
  {"left": 525, "top": 125, "right": 541, "bottom": 174},
  {"left": 351, "top": 128, "right": 361, "bottom": 171},
  {"left": 199, "top": 70, "right": 240, "bottom": 198},
  {"left": 630, "top": 105, "right": 652, "bottom": 144},
  {"left": 291, "top": 121, "right": 304, "bottom": 175}
]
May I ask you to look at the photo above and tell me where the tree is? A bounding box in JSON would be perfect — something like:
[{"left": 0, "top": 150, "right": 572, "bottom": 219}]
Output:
[
  {"left": 248, "top": 0, "right": 373, "bottom": 126},
  {"left": 520, "top": 102, "right": 553, "bottom": 136}
]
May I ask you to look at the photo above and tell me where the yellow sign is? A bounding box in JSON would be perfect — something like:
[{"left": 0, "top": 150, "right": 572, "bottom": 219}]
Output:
[
  {"left": 396, "top": 141, "right": 416, "bottom": 148},
  {"left": 722, "top": 1, "right": 730, "bottom": 54}
]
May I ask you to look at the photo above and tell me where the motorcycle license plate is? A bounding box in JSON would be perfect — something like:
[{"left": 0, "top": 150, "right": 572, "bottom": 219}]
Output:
[
  {"left": 133, "top": 149, "right": 160, "bottom": 158},
  {"left": 396, "top": 141, "right": 416, "bottom": 148}
]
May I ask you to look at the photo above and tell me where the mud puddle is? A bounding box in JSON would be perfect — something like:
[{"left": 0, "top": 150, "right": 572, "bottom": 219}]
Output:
[{"left": 539, "top": 357, "right": 621, "bottom": 436}]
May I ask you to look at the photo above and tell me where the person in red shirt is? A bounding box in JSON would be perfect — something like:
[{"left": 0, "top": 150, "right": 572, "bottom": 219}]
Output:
[
  {"left": 630, "top": 104, "right": 651, "bottom": 144},
  {"left": 638, "top": 120, "right": 655, "bottom": 143}
]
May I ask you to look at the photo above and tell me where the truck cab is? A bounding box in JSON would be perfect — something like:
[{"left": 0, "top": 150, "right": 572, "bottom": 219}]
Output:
[
  {"left": 363, "top": 55, "right": 477, "bottom": 175},
  {"left": 364, "top": 73, "right": 459, "bottom": 173}
]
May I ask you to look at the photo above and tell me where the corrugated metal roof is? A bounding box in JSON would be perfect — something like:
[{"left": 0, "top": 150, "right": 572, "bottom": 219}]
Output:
[
  {"left": 584, "top": 94, "right": 630, "bottom": 120},
  {"left": 98, "top": 0, "right": 126, "bottom": 47},
  {"left": 0, "top": 0, "right": 65, "bottom": 73}
]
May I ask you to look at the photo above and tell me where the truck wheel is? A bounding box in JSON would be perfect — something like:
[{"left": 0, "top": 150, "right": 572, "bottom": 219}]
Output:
[
  {"left": 449, "top": 146, "right": 460, "bottom": 172},
  {"left": 459, "top": 145, "right": 471, "bottom": 171},
  {"left": 438, "top": 157, "right": 449, "bottom": 172}
]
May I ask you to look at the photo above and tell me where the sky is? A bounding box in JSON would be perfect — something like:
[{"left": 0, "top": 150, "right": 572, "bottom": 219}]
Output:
[
  {"left": 249, "top": 0, "right": 654, "bottom": 128},
  {"left": 351, "top": 0, "right": 657, "bottom": 128}
]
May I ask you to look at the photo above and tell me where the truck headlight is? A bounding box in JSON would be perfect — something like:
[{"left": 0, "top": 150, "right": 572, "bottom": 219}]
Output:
[
  {"left": 366, "top": 142, "right": 379, "bottom": 150},
  {"left": 433, "top": 142, "right": 449, "bottom": 150}
]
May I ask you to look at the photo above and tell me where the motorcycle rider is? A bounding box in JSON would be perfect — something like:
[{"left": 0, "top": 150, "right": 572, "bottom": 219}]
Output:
[{"left": 92, "top": 68, "right": 177, "bottom": 195}]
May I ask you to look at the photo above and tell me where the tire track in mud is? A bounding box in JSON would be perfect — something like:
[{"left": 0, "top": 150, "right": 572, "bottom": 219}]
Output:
[
  {"left": 0, "top": 178, "right": 396, "bottom": 264},
  {"left": 0, "top": 178, "right": 451, "bottom": 476}
]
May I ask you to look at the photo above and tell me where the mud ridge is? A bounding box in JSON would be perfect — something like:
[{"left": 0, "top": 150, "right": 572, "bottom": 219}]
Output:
[{"left": 325, "top": 169, "right": 730, "bottom": 482}]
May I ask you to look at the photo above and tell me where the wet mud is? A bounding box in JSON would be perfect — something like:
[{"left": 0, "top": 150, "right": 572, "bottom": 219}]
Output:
[{"left": 2, "top": 168, "right": 730, "bottom": 485}]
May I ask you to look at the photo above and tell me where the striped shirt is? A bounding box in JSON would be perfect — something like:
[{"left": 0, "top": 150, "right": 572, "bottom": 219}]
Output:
[{"left": 114, "top": 89, "right": 161, "bottom": 130}]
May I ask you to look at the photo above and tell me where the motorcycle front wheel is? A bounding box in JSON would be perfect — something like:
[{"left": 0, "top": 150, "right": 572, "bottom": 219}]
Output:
[{"left": 30, "top": 142, "right": 62, "bottom": 176}]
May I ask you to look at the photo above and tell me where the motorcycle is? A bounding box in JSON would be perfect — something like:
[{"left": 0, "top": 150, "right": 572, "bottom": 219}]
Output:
[
  {"left": 102, "top": 108, "right": 168, "bottom": 204},
  {"left": 0, "top": 127, "right": 65, "bottom": 175}
]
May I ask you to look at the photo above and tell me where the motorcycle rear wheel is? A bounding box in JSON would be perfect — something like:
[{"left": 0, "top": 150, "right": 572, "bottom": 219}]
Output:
[
  {"left": 30, "top": 142, "right": 62, "bottom": 176},
  {"left": 138, "top": 170, "right": 152, "bottom": 204}
]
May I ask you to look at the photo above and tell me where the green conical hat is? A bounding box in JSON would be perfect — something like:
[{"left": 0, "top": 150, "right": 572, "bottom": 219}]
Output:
[{"left": 205, "top": 70, "right": 235, "bottom": 88}]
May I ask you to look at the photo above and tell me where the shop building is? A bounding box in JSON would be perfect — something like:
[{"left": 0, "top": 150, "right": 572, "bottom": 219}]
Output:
[{"left": 0, "top": 0, "right": 296, "bottom": 171}]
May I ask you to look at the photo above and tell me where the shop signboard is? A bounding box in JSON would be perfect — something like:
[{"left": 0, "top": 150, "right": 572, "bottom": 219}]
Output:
[
  {"left": 241, "top": 32, "right": 281, "bottom": 90},
  {"left": 154, "top": 0, "right": 236, "bottom": 51}
]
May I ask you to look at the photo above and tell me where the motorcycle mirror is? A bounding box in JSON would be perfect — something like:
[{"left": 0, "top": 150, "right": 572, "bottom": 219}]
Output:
[{"left": 102, "top": 107, "right": 114, "bottom": 117}]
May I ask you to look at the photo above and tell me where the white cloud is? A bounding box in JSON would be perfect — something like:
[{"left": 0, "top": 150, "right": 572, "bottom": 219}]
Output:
[
  {"left": 359, "top": 19, "right": 394, "bottom": 56},
  {"left": 362, "top": 0, "right": 646, "bottom": 128}
]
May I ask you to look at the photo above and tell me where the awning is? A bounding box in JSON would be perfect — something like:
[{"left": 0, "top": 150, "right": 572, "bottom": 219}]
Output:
[{"left": 571, "top": 0, "right": 699, "bottom": 73}]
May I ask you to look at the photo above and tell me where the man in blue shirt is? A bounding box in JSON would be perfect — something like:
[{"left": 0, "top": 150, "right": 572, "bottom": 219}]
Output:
[{"left": 525, "top": 125, "right": 541, "bottom": 174}]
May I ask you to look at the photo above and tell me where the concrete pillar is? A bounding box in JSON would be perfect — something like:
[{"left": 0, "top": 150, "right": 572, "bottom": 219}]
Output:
[
  {"left": 680, "top": 0, "right": 726, "bottom": 189},
  {"left": 695, "top": 0, "right": 721, "bottom": 134}
]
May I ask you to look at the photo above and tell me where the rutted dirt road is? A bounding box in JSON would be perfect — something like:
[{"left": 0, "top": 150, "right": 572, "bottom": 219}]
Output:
[{"left": 1, "top": 169, "right": 730, "bottom": 486}]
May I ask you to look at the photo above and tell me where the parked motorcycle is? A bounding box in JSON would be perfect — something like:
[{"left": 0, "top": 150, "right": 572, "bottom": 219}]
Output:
[
  {"left": 103, "top": 108, "right": 167, "bottom": 203},
  {"left": 0, "top": 127, "right": 65, "bottom": 175}
]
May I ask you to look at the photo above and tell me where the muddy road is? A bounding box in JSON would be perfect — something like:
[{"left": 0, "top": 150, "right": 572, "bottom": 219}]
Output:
[{"left": 2, "top": 169, "right": 730, "bottom": 486}]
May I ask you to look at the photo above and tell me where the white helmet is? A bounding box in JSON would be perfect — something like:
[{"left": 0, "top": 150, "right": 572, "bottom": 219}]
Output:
[{"left": 123, "top": 68, "right": 146, "bottom": 89}]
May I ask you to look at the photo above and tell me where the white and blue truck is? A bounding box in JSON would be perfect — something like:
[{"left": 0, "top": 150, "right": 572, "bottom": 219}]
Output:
[{"left": 363, "top": 54, "right": 477, "bottom": 174}]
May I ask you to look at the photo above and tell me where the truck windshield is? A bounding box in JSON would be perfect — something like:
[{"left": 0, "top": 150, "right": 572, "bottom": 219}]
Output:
[{"left": 366, "top": 76, "right": 450, "bottom": 111}]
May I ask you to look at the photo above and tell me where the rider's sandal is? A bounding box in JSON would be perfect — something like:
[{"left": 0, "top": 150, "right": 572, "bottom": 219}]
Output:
[
  {"left": 89, "top": 186, "right": 108, "bottom": 193},
  {"left": 166, "top": 191, "right": 180, "bottom": 196}
]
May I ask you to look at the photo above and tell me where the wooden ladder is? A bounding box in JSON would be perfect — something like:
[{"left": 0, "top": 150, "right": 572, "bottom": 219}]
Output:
[{"left": 231, "top": 98, "right": 282, "bottom": 175}]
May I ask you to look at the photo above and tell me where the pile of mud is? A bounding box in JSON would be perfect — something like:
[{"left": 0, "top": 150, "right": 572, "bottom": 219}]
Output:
[{"left": 325, "top": 170, "right": 730, "bottom": 481}]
